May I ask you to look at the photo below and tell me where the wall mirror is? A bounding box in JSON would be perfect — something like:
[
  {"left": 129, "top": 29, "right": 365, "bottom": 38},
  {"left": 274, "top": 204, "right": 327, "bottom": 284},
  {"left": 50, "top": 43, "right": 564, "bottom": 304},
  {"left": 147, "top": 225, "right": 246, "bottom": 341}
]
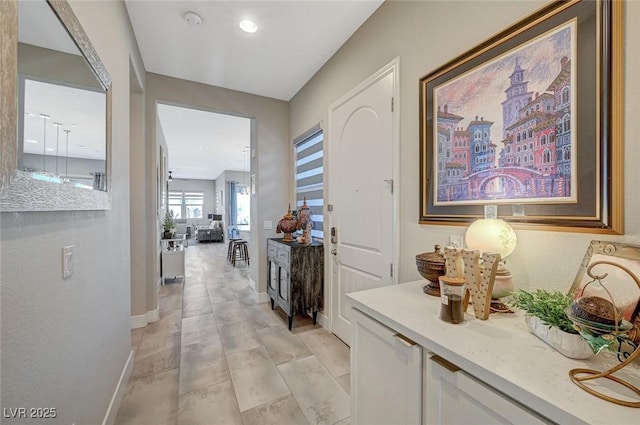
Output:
[{"left": 0, "top": 0, "right": 112, "bottom": 211}]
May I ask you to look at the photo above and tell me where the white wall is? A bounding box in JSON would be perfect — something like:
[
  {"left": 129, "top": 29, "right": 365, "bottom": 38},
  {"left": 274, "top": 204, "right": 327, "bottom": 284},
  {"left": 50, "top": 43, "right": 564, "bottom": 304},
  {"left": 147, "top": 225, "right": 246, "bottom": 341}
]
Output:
[
  {"left": 0, "top": 1, "right": 143, "bottom": 424},
  {"left": 290, "top": 0, "right": 640, "bottom": 304},
  {"left": 168, "top": 177, "right": 216, "bottom": 220}
]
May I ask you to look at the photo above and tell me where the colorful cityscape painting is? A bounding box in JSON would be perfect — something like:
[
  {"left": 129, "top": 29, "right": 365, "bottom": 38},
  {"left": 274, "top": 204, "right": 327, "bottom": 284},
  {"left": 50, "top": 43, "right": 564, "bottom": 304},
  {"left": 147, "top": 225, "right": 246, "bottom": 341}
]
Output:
[{"left": 433, "top": 21, "right": 576, "bottom": 206}]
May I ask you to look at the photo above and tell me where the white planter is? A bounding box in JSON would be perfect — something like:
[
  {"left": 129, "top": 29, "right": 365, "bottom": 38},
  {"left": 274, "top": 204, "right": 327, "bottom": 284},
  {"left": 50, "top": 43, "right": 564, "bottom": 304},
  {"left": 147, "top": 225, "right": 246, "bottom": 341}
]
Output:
[{"left": 524, "top": 315, "right": 593, "bottom": 359}]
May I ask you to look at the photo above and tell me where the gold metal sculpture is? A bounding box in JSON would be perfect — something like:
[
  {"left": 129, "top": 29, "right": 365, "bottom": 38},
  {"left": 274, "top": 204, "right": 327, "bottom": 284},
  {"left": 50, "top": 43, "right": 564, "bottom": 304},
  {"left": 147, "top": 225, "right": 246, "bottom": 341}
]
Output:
[{"left": 567, "top": 260, "right": 640, "bottom": 408}]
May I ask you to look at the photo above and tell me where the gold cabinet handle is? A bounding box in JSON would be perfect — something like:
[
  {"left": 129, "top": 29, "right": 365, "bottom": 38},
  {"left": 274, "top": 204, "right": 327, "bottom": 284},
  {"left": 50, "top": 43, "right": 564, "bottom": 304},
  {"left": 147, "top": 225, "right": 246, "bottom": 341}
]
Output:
[
  {"left": 430, "top": 354, "right": 461, "bottom": 373},
  {"left": 393, "top": 333, "right": 417, "bottom": 347}
]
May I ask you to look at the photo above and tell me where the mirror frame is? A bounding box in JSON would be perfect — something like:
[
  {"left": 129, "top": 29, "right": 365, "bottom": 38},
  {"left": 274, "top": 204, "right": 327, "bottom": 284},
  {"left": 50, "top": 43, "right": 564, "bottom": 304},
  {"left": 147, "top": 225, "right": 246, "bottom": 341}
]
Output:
[{"left": 0, "top": 0, "right": 112, "bottom": 211}]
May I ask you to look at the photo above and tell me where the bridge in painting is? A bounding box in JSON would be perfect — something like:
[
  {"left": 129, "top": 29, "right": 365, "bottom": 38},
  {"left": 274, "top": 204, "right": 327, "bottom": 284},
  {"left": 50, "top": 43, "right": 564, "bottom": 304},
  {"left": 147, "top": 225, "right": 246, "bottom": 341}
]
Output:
[{"left": 439, "top": 167, "right": 569, "bottom": 202}]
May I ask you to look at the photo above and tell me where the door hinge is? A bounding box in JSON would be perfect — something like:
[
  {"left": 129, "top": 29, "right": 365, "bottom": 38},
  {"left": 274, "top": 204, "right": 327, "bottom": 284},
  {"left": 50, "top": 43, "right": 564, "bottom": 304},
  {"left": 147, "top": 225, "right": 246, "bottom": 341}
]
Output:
[
  {"left": 391, "top": 97, "right": 394, "bottom": 112},
  {"left": 390, "top": 263, "right": 393, "bottom": 278}
]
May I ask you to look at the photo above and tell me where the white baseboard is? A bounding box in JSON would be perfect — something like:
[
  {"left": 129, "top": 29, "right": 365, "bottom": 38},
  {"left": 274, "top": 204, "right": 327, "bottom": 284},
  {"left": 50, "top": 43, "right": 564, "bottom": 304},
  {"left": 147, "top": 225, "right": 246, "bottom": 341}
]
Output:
[
  {"left": 131, "top": 307, "right": 160, "bottom": 329},
  {"left": 148, "top": 308, "right": 160, "bottom": 323},
  {"left": 101, "top": 350, "right": 134, "bottom": 425},
  {"left": 257, "top": 291, "right": 271, "bottom": 304},
  {"left": 316, "top": 311, "right": 330, "bottom": 330}
]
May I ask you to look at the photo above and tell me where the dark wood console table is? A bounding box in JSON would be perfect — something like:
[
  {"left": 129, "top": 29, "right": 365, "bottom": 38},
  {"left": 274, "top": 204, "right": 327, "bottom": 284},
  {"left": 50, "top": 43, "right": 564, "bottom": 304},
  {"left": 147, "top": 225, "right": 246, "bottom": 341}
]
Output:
[{"left": 267, "top": 238, "right": 324, "bottom": 330}]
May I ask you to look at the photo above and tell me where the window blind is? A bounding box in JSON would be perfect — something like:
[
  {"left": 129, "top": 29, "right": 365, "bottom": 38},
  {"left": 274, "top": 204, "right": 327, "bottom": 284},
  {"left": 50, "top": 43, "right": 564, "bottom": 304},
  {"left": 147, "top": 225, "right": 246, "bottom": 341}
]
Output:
[{"left": 295, "top": 129, "right": 324, "bottom": 239}]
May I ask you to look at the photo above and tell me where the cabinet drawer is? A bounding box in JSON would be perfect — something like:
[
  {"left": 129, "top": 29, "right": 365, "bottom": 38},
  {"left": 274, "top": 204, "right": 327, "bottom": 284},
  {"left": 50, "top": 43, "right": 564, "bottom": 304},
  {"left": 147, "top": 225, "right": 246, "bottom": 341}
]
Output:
[
  {"left": 277, "top": 246, "right": 290, "bottom": 266},
  {"left": 351, "top": 308, "right": 422, "bottom": 425},
  {"left": 267, "top": 242, "right": 278, "bottom": 259},
  {"left": 426, "top": 354, "right": 551, "bottom": 425}
]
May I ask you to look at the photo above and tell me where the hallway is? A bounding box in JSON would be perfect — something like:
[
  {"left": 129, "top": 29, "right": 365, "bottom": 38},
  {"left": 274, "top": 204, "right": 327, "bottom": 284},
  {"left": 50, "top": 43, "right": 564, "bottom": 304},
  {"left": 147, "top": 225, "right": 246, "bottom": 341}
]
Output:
[{"left": 115, "top": 241, "right": 350, "bottom": 425}]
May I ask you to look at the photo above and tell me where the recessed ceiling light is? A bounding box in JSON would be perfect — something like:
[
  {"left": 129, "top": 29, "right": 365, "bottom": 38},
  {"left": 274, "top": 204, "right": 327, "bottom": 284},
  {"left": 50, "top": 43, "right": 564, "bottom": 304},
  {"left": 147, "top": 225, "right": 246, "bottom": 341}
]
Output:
[
  {"left": 239, "top": 19, "right": 258, "bottom": 33},
  {"left": 184, "top": 11, "right": 202, "bottom": 26}
]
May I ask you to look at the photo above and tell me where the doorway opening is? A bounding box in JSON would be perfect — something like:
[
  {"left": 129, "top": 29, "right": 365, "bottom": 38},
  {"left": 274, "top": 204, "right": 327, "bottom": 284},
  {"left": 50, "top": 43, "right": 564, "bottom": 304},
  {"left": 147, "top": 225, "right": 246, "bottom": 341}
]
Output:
[{"left": 156, "top": 103, "right": 252, "bottom": 241}]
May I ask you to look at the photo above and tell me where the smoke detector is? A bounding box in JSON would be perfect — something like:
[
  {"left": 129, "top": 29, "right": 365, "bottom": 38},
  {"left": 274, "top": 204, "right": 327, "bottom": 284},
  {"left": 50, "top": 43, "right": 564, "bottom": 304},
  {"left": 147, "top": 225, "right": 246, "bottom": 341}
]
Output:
[{"left": 184, "top": 11, "right": 202, "bottom": 26}]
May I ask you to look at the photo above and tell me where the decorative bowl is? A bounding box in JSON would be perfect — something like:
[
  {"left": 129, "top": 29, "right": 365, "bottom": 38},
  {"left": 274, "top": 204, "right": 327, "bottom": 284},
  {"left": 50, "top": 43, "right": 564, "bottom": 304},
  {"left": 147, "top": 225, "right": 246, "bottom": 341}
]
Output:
[{"left": 416, "top": 244, "right": 446, "bottom": 296}]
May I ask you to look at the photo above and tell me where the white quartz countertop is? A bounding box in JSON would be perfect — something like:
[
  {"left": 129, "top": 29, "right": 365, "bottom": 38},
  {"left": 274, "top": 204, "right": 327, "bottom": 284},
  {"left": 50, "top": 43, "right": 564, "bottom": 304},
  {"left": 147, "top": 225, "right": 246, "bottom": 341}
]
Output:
[{"left": 346, "top": 281, "right": 640, "bottom": 425}]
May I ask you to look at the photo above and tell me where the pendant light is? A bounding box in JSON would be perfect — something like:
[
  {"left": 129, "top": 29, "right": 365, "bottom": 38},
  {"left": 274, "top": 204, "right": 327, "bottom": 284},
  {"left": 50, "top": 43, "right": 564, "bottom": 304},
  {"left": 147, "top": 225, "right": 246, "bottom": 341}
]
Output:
[
  {"left": 39, "top": 114, "right": 50, "bottom": 173},
  {"left": 53, "top": 122, "right": 63, "bottom": 176},
  {"left": 64, "top": 129, "right": 71, "bottom": 180}
]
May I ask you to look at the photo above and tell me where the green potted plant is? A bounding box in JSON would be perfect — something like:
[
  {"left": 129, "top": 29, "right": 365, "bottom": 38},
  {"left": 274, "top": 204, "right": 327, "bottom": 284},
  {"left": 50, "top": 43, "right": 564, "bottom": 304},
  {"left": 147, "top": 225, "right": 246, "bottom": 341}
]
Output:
[
  {"left": 510, "top": 289, "right": 593, "bottom": 359},
  {"left": 162, "top": 210, "right": 175, "bottom": 239}
]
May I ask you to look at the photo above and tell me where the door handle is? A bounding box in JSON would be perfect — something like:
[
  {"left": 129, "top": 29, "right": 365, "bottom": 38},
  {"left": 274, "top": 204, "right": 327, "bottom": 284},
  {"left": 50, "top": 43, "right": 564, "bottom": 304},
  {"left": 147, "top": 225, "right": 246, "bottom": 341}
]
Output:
[
  {"left": 384, "top": 179, "right": 393, "bottom": 194},
  {"left": 330, "top": 248, "right": 337, "bottom": 255}
]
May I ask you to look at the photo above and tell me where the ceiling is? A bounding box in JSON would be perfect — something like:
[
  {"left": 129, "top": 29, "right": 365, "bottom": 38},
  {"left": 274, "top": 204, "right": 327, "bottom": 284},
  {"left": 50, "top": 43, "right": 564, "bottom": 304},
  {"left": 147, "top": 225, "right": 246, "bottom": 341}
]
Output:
[
  {"left": 125, "top": 0, "right": 384, "bottom": 181},
  {"left": 157, "top": 104, "right": 251, "bottom": 181}
]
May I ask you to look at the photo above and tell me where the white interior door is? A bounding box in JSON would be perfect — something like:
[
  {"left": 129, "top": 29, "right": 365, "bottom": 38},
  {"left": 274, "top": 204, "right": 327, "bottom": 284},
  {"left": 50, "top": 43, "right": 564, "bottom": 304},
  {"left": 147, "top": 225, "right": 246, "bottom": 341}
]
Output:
[{"left": 329, "top": 61, "right": 397, "bottom": 344}]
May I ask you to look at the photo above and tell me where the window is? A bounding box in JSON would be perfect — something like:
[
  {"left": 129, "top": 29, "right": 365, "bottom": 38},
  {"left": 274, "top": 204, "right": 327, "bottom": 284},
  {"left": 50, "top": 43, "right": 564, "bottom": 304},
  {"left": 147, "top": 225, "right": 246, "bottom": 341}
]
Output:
[
  {"left": 295, "top": 127, "right": 324, "bottom": 239},
  {"left": 168, "top": 190, "right": 204, "bottom": 219},
  {"left": 562, "top": 87, "right": 570, "bottom": 104},
  {"left": 184, "top": 191, "right": 204, "bottom": 219},
  {"left": 168, "top": 191, "right": 183, "bottom": 219}
]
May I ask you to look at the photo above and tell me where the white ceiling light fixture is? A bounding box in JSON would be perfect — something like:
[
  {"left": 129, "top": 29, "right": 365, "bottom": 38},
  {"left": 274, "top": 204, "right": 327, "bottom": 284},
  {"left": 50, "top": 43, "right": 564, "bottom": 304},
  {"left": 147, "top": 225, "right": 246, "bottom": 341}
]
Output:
[
  {"left": 184, "top": 11, "right": 202, "bottom": 26},
  {"left": 239, "top": 19, "right": 258, "bottom": 33}
]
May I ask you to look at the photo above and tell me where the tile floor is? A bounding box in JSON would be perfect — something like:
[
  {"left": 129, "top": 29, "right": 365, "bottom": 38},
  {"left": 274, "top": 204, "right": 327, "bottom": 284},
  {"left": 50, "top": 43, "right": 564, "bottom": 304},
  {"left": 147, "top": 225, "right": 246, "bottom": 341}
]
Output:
[{"left": 115, "top": 240, "right": 351, "bottom": 425}]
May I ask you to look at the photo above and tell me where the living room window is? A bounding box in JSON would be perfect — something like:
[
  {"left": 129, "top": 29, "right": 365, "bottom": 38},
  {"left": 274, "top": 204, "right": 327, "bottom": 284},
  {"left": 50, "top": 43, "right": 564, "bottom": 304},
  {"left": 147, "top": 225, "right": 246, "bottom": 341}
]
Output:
[
  {"left": 169, "top": 190, "right": 204, "bottom": 219},
  {"left": 294, "top": 126, "right": 324, "bottom": 239}
]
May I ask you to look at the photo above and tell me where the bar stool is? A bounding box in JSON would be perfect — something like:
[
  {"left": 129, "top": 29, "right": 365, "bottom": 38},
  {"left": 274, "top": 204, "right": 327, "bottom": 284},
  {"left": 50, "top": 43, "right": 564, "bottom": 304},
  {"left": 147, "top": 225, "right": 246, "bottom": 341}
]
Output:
[
  {"left": 231, "top": 240, "right": 249, "bottom": 267},
  {"left": 227, "top": 238, "right": 242, "bottom": 262}
]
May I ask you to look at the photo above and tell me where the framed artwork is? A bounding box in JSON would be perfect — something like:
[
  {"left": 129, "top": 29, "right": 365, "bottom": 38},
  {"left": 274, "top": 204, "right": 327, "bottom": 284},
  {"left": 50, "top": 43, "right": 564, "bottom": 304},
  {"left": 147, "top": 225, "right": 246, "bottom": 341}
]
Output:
[
  {"left": 419, "top": 0, "right": 624, "bottom": 233},
  {"left": 569, "top": 241, "right": 640, "bottom": 329}
]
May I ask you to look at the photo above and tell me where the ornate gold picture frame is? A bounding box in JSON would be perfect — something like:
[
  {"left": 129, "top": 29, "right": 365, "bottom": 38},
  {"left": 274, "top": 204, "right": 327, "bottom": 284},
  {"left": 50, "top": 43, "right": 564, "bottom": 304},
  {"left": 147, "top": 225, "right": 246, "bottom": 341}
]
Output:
[{"left": 419, "top": 0, "right": 624, "bottom": 234}]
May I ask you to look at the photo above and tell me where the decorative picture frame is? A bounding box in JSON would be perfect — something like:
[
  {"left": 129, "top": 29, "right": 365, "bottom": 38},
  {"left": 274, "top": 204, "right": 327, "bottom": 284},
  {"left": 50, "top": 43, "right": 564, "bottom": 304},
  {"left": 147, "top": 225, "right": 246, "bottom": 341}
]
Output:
[{"left": 419, "top": 0, "right": 624, "bottom": 234}]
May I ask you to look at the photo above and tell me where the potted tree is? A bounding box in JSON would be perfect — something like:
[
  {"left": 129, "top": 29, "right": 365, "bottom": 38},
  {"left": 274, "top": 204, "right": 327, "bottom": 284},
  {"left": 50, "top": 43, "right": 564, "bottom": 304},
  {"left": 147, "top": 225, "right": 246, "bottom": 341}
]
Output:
[
  {"left": 510, "top": 289, "right": 593, "bottom": 359},
  {"left": 162, "top": 210, "right": 175, "bottom": 240}
]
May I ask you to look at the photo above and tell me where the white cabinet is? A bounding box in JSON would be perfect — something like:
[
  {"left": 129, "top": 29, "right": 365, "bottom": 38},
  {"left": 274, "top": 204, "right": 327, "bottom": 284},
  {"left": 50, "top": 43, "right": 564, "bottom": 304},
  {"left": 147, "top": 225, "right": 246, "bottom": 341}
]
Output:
[
  {"left": 161, "top": 238, "right": 185, "bottom": 284},
  {"left": 351, "top": 306, "right": 549, "bottom": 425},
  {"left": 347, "top": 282, "right": 638, "bottom": 425},
  {"left": 425, "top": 354, "right": 550, "bottom": 425},
  {"left": 350, "top": 307, "right": 422, "bottom": 425}
]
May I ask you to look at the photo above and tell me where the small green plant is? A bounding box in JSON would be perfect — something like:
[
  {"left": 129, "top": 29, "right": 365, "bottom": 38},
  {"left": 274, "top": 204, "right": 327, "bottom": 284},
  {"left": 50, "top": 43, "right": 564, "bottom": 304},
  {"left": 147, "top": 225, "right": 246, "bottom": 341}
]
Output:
[
  {"left": 510, "top": 289, "right": 576, "bottom": 333},
  {"left": 162, "top": 210, "right": 175, "bottom": 232}
]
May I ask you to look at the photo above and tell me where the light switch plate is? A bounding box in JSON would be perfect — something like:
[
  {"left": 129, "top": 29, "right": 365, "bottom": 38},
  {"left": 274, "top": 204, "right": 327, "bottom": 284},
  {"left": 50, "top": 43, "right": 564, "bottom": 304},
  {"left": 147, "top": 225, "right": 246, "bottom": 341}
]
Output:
[
  {"left": 264, "top": 220, "right": 273, "bottom": 230},
  {"left": 62, "top": 246, "right": 73, "bottom": 279}
]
